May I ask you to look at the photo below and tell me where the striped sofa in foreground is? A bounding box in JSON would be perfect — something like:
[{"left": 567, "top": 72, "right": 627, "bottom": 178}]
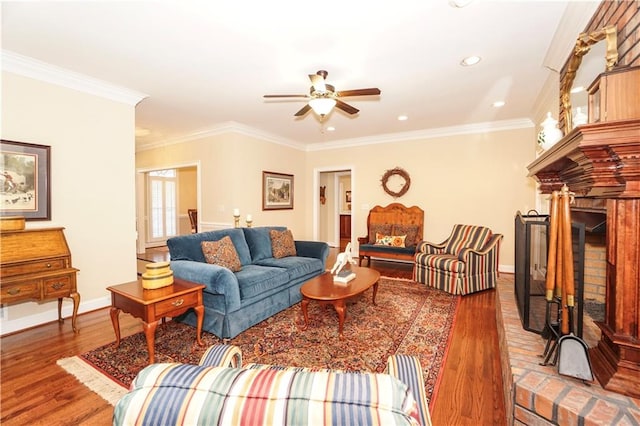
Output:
[
  {"left": 113, "top": 344, "right": 432, "bottom": 426},
  {"left": 413, "top": 224, "right": 503, "bottom": 295}
]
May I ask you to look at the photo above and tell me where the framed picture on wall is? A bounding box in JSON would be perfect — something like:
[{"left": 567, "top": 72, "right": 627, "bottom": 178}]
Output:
[
  {"left": 345, "top": 190, "right": 352, "bottom": 203},
  {"left": 0, "top": 140, "right": 51, "bottom": 221},
  {"left": 262, "top": 171, "right": 293, "bottom": 210}
]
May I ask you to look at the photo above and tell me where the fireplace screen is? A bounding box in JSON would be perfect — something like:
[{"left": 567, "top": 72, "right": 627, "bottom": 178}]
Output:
[{"left": 514, "top": 211, "right": 585, "bottom": 337}]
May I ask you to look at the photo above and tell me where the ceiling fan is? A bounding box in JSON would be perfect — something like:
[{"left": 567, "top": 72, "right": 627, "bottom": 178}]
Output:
[{"left": 263, "top": 70, "right": 381, "bottom": 119}]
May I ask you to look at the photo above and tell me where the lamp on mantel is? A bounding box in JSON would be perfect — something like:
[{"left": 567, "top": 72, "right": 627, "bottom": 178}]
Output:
[{"left": 309, "top": 97, "right": 336, "bottom": 118}]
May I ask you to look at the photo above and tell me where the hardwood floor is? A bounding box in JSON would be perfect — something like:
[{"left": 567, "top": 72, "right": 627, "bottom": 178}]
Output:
[{"left": 1, "top": 251, "right": 505, "bottom": 425}]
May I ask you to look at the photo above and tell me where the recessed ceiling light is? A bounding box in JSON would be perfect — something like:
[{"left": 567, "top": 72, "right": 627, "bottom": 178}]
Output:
[
  {"left": 461, "top": 56, "right": 481, "bottom": 66},
  {"left": 326, "top": 126, "right": 335, "bottom": 132},
  {"left": 492, "top": 101, "right": 505, "bottom": 108},
  {"left": 397, "top": 115, "right": 408, "bottom": 121}
]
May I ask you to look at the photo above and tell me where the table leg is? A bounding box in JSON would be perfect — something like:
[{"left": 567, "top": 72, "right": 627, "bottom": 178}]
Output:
[
  {"left": 143, "top": 320, "right": 159, "bottom": 364},
  {"left": 194, "top": 305, "right": 204, "bottom": 346},
  {"left": 301, "top": 298, "right": 310, "bottom": 330},
  {"left": 57, "top": 298, "right": 63, "bottom": 324},
  {"left": 70, "top": 292, "right": 80, "bottom": 333},
  {"left": 334, "top": 299, "right": 347, "bottom": 340},
  {"left": 372, "top": 281, "right": 379, "bottom": 306},
  {"left": 110, "top": 307, "right": 121, "bottom": 347}
]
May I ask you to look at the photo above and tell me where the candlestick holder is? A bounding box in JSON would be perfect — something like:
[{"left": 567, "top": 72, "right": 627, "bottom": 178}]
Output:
[
  {"left": 246, "top": 219, "right": 253, "bottom": 228},
  {"left": 233, "top": 214, "right": 240, "bottom": 228}
]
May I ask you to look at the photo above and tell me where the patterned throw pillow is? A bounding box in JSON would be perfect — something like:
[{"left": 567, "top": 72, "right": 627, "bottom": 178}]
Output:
[
  {"left": 270, "top": 229, "right": 297, "bottom": 259},
  {"left": 201, "top": 236, "right": 242, "bottom": 272},
  {"left": 375, "top": 233, "right": 407, "bottom": 247},
  {"left": 392, "top": 224, "right": 420, "bottom": 247},
  {"left": 368, "top": 224, "right": 392, "bottom": 244}
]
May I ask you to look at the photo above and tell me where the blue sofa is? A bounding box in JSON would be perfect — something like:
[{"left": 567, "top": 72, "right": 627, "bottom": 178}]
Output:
[{"left": 167, "top": 226, "right": 329, "bottom": 339}]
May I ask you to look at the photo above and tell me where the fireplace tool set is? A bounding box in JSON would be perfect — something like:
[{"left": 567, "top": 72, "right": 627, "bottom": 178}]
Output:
[{"left": 540, "top": 185, "right": 594, "bottom": 382}]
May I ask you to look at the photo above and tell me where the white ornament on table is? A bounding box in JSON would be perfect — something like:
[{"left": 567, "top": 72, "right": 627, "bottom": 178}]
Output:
[
  {"left": 330, "top": 242, "right": 357, "bottom": 275},
  {"left": 537, "top": 112, "right": 563, "bottom": 151}
]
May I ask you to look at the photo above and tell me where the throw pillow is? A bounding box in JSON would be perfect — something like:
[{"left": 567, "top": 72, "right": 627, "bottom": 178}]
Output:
[
  {"left": 201, "top": 236, "right": 242, "bottom": 272},
  {"left": 374, "top": 233, "right": 407, "bottom": 247},
  {"left": 270, "top": 229, "right": 297, "bottom": 259},
  {"left": 392, "top": 224, "right": 419, "bottom": 247},
  {"left": 368, "top": 224, "right": 392, "bottom": 244}
]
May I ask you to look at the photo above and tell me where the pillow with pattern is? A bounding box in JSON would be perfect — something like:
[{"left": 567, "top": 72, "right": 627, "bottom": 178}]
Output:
[
  {"left": 270, "top": 229, "right": 297, "bottom": 259},
  {"left": 375, "top": 233, "right": 407, "bottom": 247},
  {"left": 201, "top": 236, "right": 242, "bottom": 272},
  {"left": 368, "top": 224, "right": 392, "bottom": 244},
  {"left": 392, "top": 224, "right": 420, "bottom": 247}
]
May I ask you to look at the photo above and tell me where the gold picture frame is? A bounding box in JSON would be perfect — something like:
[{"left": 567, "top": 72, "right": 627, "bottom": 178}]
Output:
[{"left": 262, "top": 171, "right": 293, "bottom": 210}]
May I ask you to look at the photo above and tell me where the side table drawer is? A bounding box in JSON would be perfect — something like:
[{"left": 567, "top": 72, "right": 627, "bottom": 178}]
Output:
[
  {"left": 43, "top": 275, "right": 73, "bottom": 298},
  {"left": 155, "top": 292, "right": 199, "bottom": 317},
  {"left": 1, "top": 281, "right": 40, "bottom": 304}
]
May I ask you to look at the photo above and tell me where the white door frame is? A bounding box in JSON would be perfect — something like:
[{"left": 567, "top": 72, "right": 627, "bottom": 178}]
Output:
[
  {"left": 135, "top": 161, "right": 201, "bottom": 254},
  {"left": 313, "top": 166, "right": 355, "bottom": 252}
]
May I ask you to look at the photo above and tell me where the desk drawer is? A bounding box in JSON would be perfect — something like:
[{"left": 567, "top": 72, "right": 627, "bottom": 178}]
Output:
[
  {"left": 1, "top": 258, "right": 67, "bottom": 278},
  {"left": 1, "top": 281, "right": 40, "bottom": 303},
  {"left": 43, "top": 275, "right": 73, "bottom": 298},
  {"left": 155, "top": 292, "right": 199, "bottom": 317}
]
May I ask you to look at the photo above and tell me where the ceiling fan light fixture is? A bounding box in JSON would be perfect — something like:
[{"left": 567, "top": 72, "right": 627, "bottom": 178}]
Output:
[{"left": 309, "top": 97, "right": 336, "bottom": 116}]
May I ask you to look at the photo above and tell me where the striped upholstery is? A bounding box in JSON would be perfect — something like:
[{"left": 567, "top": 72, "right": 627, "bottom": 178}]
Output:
[
  {"left": 413, "top": 225, "right": 502, "bottom": 295},
  {"left": 386, "top": 355, "right": 431, "bottom": 426},
  {"left": 113, "top": 364, "right": 422, "bottom": 426},
  {"left": 198, "top": 343, "right": 242, "bottom": 368}
]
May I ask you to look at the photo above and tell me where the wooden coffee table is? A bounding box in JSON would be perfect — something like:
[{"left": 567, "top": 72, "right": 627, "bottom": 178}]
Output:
[
  {"left": 300, "top": 266, "right": 380, "bottom": 339},
  {"left": 107, "top": 278, "right": 205, "bottom": 364}
]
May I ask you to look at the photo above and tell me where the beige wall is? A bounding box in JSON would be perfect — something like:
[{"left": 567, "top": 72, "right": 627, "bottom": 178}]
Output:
[
  {"left": 136, "top": 132, "right": 308, "bottom": 236},
  {"left": 306, "top": 127, "right": 539, "bottom": 271},
  {"left": 1, "top": 72, "right": 138, "bottom": 334}
]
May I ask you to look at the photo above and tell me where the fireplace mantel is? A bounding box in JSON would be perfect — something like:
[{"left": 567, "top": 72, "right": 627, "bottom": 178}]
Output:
[
  {"left": 528, "top": 118, "right": 640, "bottom": 197},
  {"left": 527, "top": 118, "right": 640, "bottom": 399}
]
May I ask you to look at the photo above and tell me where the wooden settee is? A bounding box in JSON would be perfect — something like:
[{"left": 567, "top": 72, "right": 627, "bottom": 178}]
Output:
[{"left": 357, "top": 203, "right": 424, "bottom": 266}]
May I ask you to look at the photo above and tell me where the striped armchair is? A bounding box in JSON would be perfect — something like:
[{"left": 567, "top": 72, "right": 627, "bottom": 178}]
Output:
[{"left": 413, "top": 224, "right": 503, "bottom": 295}]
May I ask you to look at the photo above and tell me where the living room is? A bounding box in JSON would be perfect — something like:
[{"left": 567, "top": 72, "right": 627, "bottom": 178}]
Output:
[{"left": 2, "top": 1, "right": 640, "bottom": 425}]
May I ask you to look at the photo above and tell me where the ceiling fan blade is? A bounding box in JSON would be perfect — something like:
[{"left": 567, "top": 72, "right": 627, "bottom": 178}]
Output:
[
  {"left": 336, "top": 88, "right": 381, "bottom": 97},
  {"left": 294, "top": 104, "right": 312, "bottom": 117},
  {"left": 264, "top": 94, "right": 308, "bottom": 98},
  {"left": 335, "top": 99, "right": 359, "bottom": 115},
  {"left": 309, "top": 74, "right": 326, "bottom": 93}
]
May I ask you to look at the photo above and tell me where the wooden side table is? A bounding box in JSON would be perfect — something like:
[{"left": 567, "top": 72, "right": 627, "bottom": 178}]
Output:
[{"left": 107, "top": 278, "right": 205, "bottom": 364}]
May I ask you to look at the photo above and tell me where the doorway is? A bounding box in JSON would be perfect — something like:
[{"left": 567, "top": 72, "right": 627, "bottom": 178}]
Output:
[
  {"left": 136, "top": 162, "right": 200, "bottom": 254},
  {"left": 314, "top": 167, "right": 353, "bottom": 251}
]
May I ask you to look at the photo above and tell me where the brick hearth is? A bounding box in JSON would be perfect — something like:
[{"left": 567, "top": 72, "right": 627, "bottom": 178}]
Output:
[{"left": 496, "top": 278, "right": 640, "bottom": 425}]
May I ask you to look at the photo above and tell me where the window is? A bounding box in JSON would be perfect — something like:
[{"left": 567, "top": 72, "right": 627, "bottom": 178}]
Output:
[{"left": 147, "top": 169, "right": 177, "bottom": 244}]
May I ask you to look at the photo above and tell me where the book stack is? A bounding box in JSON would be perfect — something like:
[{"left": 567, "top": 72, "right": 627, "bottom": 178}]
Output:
[{"left": 333, "top": 269, "right": 356, "bottom": 284}]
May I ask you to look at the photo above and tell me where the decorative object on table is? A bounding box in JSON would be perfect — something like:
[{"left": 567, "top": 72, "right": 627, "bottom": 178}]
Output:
[
  {"left": 381, "top": 167, "right": 411, "bottom": 198},
  {"left": 537, "top": 112, "right": 563, "bottom": 151},
  {"left": 233, "top": 208, "right": 240, "bottom": 228},
  {"left": 330, "top": 242, "right": 357, "bottom": 283},
  {"left": 319, "top": 186, "right": 326, "bottom": 205},
  {"left": 141, "top": 261, "right": 174, "bottom": 289},
  {"left": 573, "top": 107, "right": 588, "bottom": 127},
  {"left": 0, "top": 140, "right": 51, "bottom": 220},
  {"left": 0, "top": 215, "right": 25, "bottom": 231},
  {"left": 245, "top": 214, "right": 252, "bottom": 228},
  {"left": 262, "top": 171, "right": 293, "bottom": 210}
]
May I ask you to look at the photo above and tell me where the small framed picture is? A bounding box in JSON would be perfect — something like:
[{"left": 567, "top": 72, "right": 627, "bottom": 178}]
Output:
[
  {"left": 345, "top": 190, "right": 352, "bottom": 203},
  {"left": 262, "top": 171, "right": 294, "bottom": 210},
  {"left": 1, "top": 140, "right": 51, "bottom": 221}
]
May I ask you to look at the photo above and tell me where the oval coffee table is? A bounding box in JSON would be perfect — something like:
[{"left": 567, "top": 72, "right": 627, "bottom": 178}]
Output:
[{"left": 300, "top": 266, "right": 380, "bottom": 339}]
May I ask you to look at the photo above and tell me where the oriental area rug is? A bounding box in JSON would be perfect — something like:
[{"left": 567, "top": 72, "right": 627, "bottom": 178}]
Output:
[{"left": 57, "top": 277, "right": 459, "bottom": 408}]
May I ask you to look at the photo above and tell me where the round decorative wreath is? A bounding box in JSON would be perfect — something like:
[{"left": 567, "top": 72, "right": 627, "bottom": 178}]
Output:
[{"left": 381, "top": 167, "right": 411, "bottom": 198}]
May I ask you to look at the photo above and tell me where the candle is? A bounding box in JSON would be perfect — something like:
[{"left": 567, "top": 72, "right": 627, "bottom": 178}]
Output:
[
  {"left": 246, "top": 214, "right": 252, "bottom": 222},
  {"left": 233, "top": 208, "right": 240, "bottom": 216}
]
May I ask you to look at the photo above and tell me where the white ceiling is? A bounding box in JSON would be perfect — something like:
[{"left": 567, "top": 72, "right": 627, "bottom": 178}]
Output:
[{"left": 1, "top": 1, "right": 599, "bottom": 150}]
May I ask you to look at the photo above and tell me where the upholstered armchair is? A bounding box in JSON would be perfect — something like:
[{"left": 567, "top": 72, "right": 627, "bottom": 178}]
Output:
[{"left": 413, "top": 224, "right": 503, "bottom": 295}]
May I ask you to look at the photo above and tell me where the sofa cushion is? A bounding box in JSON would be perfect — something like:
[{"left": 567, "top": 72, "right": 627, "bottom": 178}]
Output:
[
  {"left": 375, "top": 233, "right": 407, "bottom": 247},
  {"left": 270, "top": 229, "right": 297, "bottom": 258},
  {"left": 114, "top": 363, "right": 421, "bottom": 426},
  {"left": 254, "top": 256, "right": 324, "bottom": 281},
  {"left": 368, "top": 224, "right": 392, "bottom": 244},
  {"left": 242, "top": 226, "right": 286, "bottom": 262},
  {"left": 235, "top": 264, "right": 289, "bottom": 300},
  {"left": 167, "top": 228, "right": 252, "bottom": 266},
  {"left": 201, "top": 236, "right": 242, "bottom": 272},
  {"left": 392, "top": 224, "right": 420, "bottom": 247},
  {"left": 420, "top": 254, "right": 465, "bottom": 273}
]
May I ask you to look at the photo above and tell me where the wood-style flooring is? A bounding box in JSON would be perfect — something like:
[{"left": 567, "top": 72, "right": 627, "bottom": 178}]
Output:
[{"left": 1, "top": 249, "right": 505, "bottom": 425}]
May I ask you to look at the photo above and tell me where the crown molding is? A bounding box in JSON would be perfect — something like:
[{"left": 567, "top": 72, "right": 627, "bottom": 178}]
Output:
[
  {"left": 306, "top": 118, "right": 534, "bottom": 151},
  {"left": 1, "top": 50, "right": 148, "bottom": 106}
]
